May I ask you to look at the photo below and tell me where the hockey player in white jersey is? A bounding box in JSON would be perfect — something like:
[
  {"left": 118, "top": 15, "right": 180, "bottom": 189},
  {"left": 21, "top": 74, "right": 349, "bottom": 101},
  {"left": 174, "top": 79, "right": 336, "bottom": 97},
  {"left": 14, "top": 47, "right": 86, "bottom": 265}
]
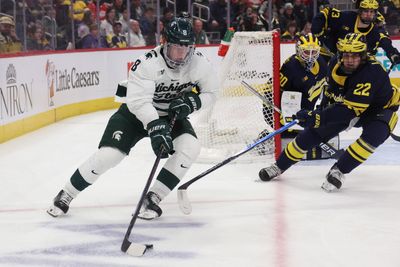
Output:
[{"left": 47, "top": 16, "right": 218, "bottom": 220}]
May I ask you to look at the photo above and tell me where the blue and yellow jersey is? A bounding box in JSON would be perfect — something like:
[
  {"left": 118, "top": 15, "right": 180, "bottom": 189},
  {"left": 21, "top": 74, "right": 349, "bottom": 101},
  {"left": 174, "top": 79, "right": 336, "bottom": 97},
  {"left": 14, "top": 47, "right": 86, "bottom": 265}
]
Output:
[
  {"left": 324, "top": 56, "right": 395, "bottom": 119},
  {"left": 280, "top": 54, "right": 328, "bottom": 110},
  {"left": 311, "top": 8, "right": 398, "bottom": 57},
  {"left": 106, "top": 34, "right": 127, "bottom": 48}
]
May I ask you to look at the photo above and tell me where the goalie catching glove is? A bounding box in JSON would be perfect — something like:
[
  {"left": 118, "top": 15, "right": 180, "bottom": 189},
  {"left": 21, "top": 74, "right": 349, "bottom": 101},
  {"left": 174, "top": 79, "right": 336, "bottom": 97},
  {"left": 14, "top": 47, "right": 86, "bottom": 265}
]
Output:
[
  {"left": 295, "top": 109, "right": 325, "bottom": 128},
  {"left": 147, "top": 119, "right": 173, "bottom": 158},
  {"left": 169, "top": 91, "right": 201, "bottom": 120}
]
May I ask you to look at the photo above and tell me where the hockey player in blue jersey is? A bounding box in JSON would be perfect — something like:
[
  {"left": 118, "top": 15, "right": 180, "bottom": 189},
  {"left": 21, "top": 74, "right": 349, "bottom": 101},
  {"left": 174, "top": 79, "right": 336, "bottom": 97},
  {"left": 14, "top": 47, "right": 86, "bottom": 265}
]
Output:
[
  {"left": 259, "top": 33, "right": 399, "bottom": 192},
  {"left": 311, "top": 0, "right": 400, "bottom": 67}
]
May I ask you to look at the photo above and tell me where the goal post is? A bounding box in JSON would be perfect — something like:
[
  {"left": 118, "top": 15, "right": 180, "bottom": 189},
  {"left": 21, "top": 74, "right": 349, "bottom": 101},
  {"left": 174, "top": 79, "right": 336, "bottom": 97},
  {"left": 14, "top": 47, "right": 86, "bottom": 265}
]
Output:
[{"left": 192, "top": 30, "right": 281, "bottom": 163}]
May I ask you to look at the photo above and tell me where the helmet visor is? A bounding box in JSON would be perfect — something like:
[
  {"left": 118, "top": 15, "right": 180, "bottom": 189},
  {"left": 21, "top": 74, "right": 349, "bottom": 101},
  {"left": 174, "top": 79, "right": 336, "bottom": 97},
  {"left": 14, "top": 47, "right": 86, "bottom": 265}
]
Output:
[{"left": 165, "top": 43, "right": 194, "bottom": 69}]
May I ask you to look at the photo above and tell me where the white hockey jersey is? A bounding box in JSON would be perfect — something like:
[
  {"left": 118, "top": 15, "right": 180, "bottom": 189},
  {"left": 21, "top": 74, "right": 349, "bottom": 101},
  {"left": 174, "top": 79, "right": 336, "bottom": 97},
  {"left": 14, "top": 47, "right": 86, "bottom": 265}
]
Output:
[{"left": 115, "top": 46, "right": 218, "bottom": 128}]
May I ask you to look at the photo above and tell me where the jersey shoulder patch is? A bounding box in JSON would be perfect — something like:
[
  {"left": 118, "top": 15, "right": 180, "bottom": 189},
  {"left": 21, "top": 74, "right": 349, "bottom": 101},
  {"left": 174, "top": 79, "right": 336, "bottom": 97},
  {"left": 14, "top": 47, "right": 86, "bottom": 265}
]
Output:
[{"left": 129, "top": 48, "right": 164, "bottom": 79}]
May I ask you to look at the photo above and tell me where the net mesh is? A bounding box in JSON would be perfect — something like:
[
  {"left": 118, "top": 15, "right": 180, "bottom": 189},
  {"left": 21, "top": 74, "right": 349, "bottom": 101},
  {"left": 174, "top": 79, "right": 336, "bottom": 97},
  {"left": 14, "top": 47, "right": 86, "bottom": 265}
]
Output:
[{"left": 192, "top": 31, "right": 279, "bottom": 163}]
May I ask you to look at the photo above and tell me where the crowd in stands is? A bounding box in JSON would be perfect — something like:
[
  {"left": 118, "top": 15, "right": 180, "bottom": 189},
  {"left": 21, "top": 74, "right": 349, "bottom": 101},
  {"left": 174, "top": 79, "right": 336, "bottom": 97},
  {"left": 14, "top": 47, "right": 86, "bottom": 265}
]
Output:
[{"left": 0, "top": 0, "right": 399, "bottom": 54}]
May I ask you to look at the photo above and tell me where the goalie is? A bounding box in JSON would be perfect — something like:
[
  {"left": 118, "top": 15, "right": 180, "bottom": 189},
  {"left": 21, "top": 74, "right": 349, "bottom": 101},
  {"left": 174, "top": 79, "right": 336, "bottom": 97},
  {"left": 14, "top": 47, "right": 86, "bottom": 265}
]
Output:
[{"left": 259, "top": 33, "right": 336, "bottom": 160}]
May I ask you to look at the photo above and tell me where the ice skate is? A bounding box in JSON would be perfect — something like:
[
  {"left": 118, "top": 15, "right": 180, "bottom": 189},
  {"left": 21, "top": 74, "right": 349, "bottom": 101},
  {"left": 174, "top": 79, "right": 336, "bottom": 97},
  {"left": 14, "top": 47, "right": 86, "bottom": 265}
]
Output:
[
  {"left": 47, "top": 190, "right": 73, "bottom": 217},
  {"left": 321, "top": 164, "right": 345, "bottom": 192},
  {"left": 138, "top": 191, "right": 163, "bottom": 220},
  {"left": 259, "top": 163, "right": 282, "bottom": 181}
]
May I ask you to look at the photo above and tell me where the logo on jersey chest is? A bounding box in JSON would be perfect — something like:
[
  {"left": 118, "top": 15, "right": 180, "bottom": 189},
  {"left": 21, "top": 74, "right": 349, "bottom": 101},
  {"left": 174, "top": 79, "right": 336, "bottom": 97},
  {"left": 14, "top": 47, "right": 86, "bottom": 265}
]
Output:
[
  {"left": 324, "top": 90, "right": 344, "bottom": 103},
  {"left": 154, "top": 81, "right": 194, "bottom": 100}
]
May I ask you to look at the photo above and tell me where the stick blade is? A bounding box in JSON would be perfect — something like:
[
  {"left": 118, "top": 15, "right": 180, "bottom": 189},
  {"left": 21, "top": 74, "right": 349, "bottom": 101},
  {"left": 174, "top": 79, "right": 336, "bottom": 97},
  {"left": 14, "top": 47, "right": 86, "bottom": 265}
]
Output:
[
  {"left": 177, "top": 189, "right": 192, "bottom": 215},
  {"left": 122, "top": 240, "right": 153, "bottom": 256}
]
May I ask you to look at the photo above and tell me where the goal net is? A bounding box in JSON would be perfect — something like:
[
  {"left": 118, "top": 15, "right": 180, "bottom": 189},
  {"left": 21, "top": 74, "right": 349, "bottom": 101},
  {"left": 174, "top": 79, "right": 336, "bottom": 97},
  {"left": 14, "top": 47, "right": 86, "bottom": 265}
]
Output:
[{"left": 192, "top": 31, "right": 281, "bottom": 163}]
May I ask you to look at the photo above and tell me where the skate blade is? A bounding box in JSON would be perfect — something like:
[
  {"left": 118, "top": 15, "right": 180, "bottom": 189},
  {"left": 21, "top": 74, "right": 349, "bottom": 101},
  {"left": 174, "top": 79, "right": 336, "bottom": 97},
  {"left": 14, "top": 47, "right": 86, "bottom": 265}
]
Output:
[
  {"left": 138, "top": 210, "right": 159, "bottom": 220},
  {"left": 321, "top": 181, "right": 339, "bottom": 193},
  {"left": 47, "top": 205, "right": 64, "bottom": 217}
]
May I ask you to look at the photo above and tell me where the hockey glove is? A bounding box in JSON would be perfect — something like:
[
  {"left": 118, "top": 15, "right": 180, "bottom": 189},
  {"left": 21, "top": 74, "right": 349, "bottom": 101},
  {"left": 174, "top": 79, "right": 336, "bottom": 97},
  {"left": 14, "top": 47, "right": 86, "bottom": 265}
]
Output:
[
  {"left": 390, "top": 53, "right": 400, "bottom": 66},
  {"left": 147, "top": 119, "right": 173, "bottom": 158},
  {"left": 295, "top": 109, "right": 323, "bottom": 128},
  {"left": 168, "top": 92, "right": 201, "bottom": 120}
]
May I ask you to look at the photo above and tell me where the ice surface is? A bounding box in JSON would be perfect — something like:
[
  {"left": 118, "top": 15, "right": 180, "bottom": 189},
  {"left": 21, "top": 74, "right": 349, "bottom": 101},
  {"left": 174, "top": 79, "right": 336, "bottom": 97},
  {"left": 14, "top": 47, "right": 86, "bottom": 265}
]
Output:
[{"left": 1, "top": 110, "right": 400, "bottom": 267}]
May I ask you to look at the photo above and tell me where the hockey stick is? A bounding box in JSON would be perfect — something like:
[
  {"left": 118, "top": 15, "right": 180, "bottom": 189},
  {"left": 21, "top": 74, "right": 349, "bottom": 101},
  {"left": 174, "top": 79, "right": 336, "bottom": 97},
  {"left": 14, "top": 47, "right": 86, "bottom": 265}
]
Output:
[
  {"left": 391, "top": 133, "right": 400, "bottom": 142},
  {"left": 386, "top": 64, "right": 400, "bottom": 142},
  {"left": 121, "top": 115, "right": 177, "bottom": 256},
  {"left": 241, "top": 80, "right": 345, "bottom": 159},
  {"left": 177, "top": 119, "right": 298, "bottom": 215}
]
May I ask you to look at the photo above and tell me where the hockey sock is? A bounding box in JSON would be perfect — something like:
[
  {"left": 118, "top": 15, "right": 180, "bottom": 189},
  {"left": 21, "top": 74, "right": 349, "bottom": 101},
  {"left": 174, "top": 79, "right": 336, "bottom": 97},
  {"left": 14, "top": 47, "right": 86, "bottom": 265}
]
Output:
[
  {"left": 337, "top": 121, "right": 389, "bottom": 173},
  {"left": 150, "top": 134, "right": 200, "bottom": 200},
  {"left": 335, "top": 141, "right": 372, "bottom": 174},
  {"left": 65, "top": 147, "right": 126, "bottom": 197},
  {"left": 277, "top": 138, "right": 307, "bottom": 171}
]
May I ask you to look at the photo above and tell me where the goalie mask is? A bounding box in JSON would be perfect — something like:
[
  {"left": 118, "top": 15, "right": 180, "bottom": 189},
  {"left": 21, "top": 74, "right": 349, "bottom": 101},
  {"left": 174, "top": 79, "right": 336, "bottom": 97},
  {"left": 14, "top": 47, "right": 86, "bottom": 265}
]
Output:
[
  {"left": 337, "top": 33, "right": 367, "bottom": 74},
  {"left": 296, "top": 33, "right": 321, "bottom": 71},
  {"left": 355, "top": 0, "right": 379, "bottom": 24},
  {"left": 163, "top": 17, "right": 195, "bottom": 69}
]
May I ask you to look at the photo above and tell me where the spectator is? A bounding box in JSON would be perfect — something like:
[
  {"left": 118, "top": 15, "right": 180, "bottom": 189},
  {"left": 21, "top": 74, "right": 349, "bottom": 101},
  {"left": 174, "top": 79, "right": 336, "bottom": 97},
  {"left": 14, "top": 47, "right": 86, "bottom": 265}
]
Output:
[
  {"left": 238, "top": 7, "right": 256, "bottom": 31},
  {"left": 281, "top": 21, "right": 299, "bottom": 42},
  {"left": 258, "top": 2, "right": 281, "bottom": 32},
  {"left": 247, "top": 8, "right": 265, "bottom": 31},
  {"left": 73, "top": 0, "right": 88, "bottom": 23},
  {"left": 86, "top": 0, "right": 112, "bottom": 21},
  {"left": 119, "top": 8, "right": 130, "bottom": 34},
  {"left": 100, "top": 7, "right": 116, "bottom": 37},
  {"left": 162, "top": 7, "right": 174, "bottom": 26},
  {"left": 209, "top": 0, "right": 228, "bottom": 38},
  {"left": 26, "top": 24, "right": 51, "bottom": 51},
  {"left": 293, "top": 0, "right": 308, "bottom": 30},
  {"left": 114, "top": 0, "right": 126, "bottom": 19},
  {"left": 279, "top": 3, "right": 301, "bottom": 33},
  {"left": 390, "top": 0, "right": 400, "bottom": 9},
  {"left": 126, "top": 19, "right": 146, "bottom": 47},
  {"left": 193, "top": 19, "right": 209, "bottom": 44},
  {"left": 106, "top": 21, "right": 127, "bottom": 48},
  {"left": 130, "top": 0, "right": 146, "bottom": 21},
  {"left": 42, "top": 7, "right": 58, "bottom": 35},
  {"left": 380, "top": 0, "right": 398, "bottom": 27},
  {"left": 155, "top": 20, "right": 164, "bottom": 44},
  {"left": 54, "top": 0, "right": 71, "bottom": 29},
  {"left": 140, "top": 7, "right": 156, "bottom": 46},
  {"left": 81, "top": 9, "right": 94, "bottom": 27},
  {"left": 301, "top": 21, "right": 312, "bottom": 35},
  {"left": 76, "top": 24, "right": 100, "bottom": 49},
  {"left": 0, "top": 16, "right": 22, "bottom": 54}
]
